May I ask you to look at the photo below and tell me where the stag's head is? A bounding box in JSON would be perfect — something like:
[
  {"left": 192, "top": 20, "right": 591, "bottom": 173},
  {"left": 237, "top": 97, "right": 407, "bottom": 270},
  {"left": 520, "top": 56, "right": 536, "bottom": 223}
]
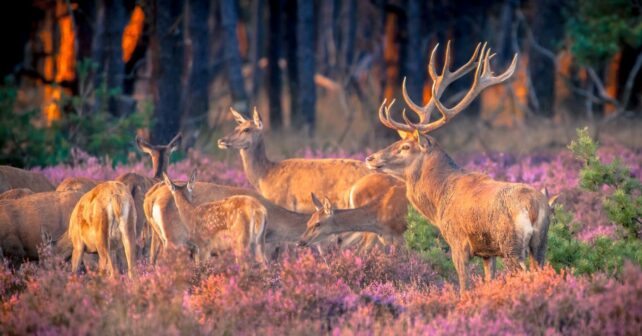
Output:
[
  {"left": 162, "top": 170, "right": 197, "bottom": 203},
  {"left": 218, "top": 107, "right": 264, "bottom": 150},
  {"left": 366, "top": 41, "right": 518, "bottom": 178},
  {"left": 137, "top": 133, "right": 182, "bottom": 178},
  {"left": 298, "top": 193, "right": 337, "bottom": 247}
]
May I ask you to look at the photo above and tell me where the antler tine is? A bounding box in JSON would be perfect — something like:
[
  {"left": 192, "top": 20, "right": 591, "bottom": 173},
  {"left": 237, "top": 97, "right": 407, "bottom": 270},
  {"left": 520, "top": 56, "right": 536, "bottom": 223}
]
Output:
[
  {"left": 378, "top": 99, "right": 415, "bottom": 133},
  {"left": 411, "top": 43, "right": 518, "bottom": 134},
  {"left": 401, "top": 77, "right": 429, "bottom": 120}
]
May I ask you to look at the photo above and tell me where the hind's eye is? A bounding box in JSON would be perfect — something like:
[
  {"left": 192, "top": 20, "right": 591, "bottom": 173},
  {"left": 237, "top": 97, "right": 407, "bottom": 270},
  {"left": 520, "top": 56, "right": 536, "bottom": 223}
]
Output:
[
  {"left": 315, "top": 223, "right": 321, "bottom": 228},
  {"left": 242, "top": 128, "right": 250, "bottom": 133}
]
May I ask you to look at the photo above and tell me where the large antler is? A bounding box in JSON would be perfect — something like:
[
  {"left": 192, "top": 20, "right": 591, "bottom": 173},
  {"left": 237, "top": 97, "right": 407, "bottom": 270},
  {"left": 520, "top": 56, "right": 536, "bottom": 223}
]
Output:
[{"left": 379, "top": 41, "right": 518, "bottom": 134}]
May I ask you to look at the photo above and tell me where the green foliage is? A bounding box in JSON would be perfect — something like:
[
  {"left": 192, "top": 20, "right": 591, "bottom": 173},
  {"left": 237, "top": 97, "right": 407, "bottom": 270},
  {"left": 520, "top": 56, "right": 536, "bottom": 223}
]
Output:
[
  {"left": 566, "top": 0, "right": 642, "bottom": 66},
  {"left": 547, "top": 204, "right": 642, "bottom": 275},
  {"left": 404, "top": 207, "right": 455, "bottom": 276},
  {"left": 0, "top": 77, "right": 64, "bottom": 167},
  {"left": 568, "top": 127, "right": 642, "bottom": 238},
  {"left": 0, "top": 59, "right": 151, "bottom": 167}
]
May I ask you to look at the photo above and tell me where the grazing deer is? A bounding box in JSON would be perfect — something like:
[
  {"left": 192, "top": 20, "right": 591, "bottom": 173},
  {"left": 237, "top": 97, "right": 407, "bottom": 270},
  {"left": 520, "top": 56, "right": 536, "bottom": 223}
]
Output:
[
  {"left": 217, "top": 108, "right": 401, "bottom": 213},
  {"left": 116, "top": 133, "right": 181, "bottom": 257},
  {"left": 162, "top": 171, "right": 268, "bottom": 263},
  {"left": 298, "top": 189, "right": 407, "bottom": 252},
  {"left": 55, "top": 177, "right": 98, "bottom": 193},
  {"left": 0, "top": 166, "right": 54, "bottom": 193},
  {"left": 0, "top": 188, "right": 34, "bottom": 201},
  {"left": 68, "top": 181, "right": 137, "bottom": 278},
  {"left": 366, "top": 41, "right": 551, "bottom": 293},
  {"left": 0, "top": 190, "right": 86, "bottom": 266}
]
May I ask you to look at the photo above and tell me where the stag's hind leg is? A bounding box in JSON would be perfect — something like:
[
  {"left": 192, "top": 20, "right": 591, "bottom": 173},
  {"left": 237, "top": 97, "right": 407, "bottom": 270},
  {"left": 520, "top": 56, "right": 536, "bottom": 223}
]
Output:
[{"left": 71, "top": 242, "right": 85, "bottom": 275}]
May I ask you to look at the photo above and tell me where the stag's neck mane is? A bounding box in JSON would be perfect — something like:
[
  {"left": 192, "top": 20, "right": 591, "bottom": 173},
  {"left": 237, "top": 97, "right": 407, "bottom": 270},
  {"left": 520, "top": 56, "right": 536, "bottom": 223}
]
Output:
[
  {"left": 240, "top": 138, "right": 276, "bottom": 187},
  {"left": 405, "top": 147, "right": 462, "bottom": 225}
]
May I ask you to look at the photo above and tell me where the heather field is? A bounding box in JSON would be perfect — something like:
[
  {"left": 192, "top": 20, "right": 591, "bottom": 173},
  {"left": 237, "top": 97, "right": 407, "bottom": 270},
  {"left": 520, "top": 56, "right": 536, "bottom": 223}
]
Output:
[{"left": 2, "top": 137, "right": 641, "bottom": 335}]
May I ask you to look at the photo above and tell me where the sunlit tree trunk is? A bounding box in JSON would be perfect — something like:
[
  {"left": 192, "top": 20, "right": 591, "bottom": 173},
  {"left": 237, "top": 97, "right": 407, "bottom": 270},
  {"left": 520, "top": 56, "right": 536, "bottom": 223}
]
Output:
[
  {"left": 220, "top": 0, "right": 249, "bottom": 114},
  {"left": 150, "top": 0, "right": 185, "bottom": 144}
]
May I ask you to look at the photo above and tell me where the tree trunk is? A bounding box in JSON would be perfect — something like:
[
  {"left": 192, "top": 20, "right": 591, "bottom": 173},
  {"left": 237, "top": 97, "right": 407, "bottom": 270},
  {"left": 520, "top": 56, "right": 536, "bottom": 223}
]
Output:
[
  {"left": 267, "top": 0, "right": 283, "bottom": 128},
  {"left": 250, "top": 0, "right": 265, "bottom": 108},
  {"left": 183, "top": 0, "right": 210, "bottom": 133},
  {"left": 92, "top": 0, "right": 127, "bottom": 116},
  {"left": 150, "top": 0, "right": 185, "bottom": 144},
  {"left": 404, "top": 0, "right": 423, "bottom": 109},
  {"left": 220, "top": 0, "right": 249, "bottom": 115},
  {"left": 528, "top": 0, "right": 564, "bottom": 117},
  {"left": 340, "top": 0, "right": 357, "bottom": 74},
  {"left": 284, "top": 0, "right": 298, "bottom": 124},
  {"left": 294, "top": 0, "right": 316, "bottom": 129}
]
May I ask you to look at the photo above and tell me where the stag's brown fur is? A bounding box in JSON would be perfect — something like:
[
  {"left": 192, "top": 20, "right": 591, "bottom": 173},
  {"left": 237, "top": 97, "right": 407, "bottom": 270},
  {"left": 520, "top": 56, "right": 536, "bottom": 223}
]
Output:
[
  {"left": 0, "top": 190, "right": 85, "bottom": 265},
  {"left": 163, "top": 173, "right": 268, "bottom": 263},
  {"left": 0, "top": 166, "right": 54, "bottom": 193},
  {"left": 68, "top": 181, "right": 137, "bottom": 278}
]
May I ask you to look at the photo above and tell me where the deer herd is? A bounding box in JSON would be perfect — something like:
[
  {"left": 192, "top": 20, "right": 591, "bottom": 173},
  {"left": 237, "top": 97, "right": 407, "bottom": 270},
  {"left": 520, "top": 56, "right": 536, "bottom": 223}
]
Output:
[{"left": 0, "top": 42, "right": 556, "bottom": 293}]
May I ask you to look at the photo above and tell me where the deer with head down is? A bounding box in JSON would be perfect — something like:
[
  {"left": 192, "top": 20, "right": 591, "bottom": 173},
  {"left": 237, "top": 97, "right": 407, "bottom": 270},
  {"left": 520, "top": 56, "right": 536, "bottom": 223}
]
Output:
[
  {"left": 365, "top": 41, "right": 552, "bottom": 293},
  {"left": 297, "top": 189, "right": 407, "bottom": 252},
  {"left": 0, "top": 165, "right": 54, "bottom": 193},
  {"left": 162, "top": 171, "right": 268, "bottom": 263}
]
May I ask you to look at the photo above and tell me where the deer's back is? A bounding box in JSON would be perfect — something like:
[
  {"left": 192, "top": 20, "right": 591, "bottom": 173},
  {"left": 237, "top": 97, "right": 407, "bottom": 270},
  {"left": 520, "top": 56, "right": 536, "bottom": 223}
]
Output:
[
  {"left": 259, "top": 158, "right": 371, "bottom": 212},
  {"left": 0, "top": 166, "right": 54, "bottom": 193},
  {"left": 56, "top": 177, "right": 98, "bottom": 193}
]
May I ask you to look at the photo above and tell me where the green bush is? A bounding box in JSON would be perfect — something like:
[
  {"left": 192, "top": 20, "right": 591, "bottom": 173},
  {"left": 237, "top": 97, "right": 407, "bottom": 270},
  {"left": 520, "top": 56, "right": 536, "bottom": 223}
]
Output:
[
  {"left": 0, "top": 59, "right": 151, "bottom": 167},
  {"left": 547, "top": 204, "right": 642, "bottom": 275},
  {"left": 404, "top": 207, "right": 455, "bottom": 276},
  {"left": 568, "top": 127, "right": 641, "bottom": 238}
]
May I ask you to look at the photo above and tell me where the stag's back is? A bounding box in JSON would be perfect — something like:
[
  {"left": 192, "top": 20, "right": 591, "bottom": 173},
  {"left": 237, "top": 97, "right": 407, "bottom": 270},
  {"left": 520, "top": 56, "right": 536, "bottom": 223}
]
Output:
[{"left": 0, "top": 166, "right": 54, "bottom": 193}]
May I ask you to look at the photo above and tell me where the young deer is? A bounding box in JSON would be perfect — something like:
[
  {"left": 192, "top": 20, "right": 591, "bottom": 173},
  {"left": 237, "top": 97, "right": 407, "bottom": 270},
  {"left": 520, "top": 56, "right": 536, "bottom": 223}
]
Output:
[
  {"left": 0, "top": 165, "right": 55, "bottom": 193},
  {"left": 116, "top": 133, "right": 181, "bottom": 257},
  {"left": 68, "top": 181, "right": 137, "bottom": 278},
  {"left": 366, "top": 41, "right": 551, "bottom": 293},
  {"left": 298, "top": 190, "right": 407, "bottom": 252},
  {"left": 162, "top": 171, "right": 268, "bottom": 263}
]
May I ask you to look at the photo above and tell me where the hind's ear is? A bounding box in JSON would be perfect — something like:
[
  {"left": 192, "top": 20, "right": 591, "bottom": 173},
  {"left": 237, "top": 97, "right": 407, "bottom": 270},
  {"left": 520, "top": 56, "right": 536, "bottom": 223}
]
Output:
[
  {"left": 230, "top": 107, "right": 247, "bottom": 124},
  {"left": 311, "top": 193, "right": 323, "bottom": 211},
  {"left": 187, "top": 169, "right": 197, "bottom": 192},
  {"left": 252, "top": 107, "right": 263, "bottom": 130},
  {"left": 136, "top": 136, "right": 153, "bottom": 155},
  {"left": 322, "top": 197, "right": 334, "bottom": 215},
  {"left": 167, "top": 133, "right": 182, "bottom": 152},
  {"left": 162, "top": 173, "right": 175, "bottom": 192}
]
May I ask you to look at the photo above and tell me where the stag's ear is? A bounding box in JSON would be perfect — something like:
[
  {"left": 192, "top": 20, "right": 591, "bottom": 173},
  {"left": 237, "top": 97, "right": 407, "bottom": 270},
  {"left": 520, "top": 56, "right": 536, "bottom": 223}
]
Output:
[
  {"left": 230, "top": 107, "right": 247, "bottom": 124},
  {"left": 187, "top": 169, "right": 197, "bottom": 192},
  {"left": 162, "top": 173, "right": 176, "bottom": 192},
  {"left": 167, "top": 133, "right": 182, "bottom": 152},
  {"left": 252, "top": 107, "right": 263, "bottom": 130},
  {"left": 311, "top": 193, "right": 323, "bottom": 211},
  {"left": 322, "top": 197, "right": 334, "bottom": 215},
  {"left": 136, "top": 136, "right": 153, "bottom": 155}
]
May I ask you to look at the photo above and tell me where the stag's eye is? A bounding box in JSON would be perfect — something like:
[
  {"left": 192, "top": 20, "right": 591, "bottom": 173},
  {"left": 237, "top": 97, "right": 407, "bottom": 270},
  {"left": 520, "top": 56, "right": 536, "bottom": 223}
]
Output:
[{"left": 401, "top": 144, "right": 410, "bottom": 151}]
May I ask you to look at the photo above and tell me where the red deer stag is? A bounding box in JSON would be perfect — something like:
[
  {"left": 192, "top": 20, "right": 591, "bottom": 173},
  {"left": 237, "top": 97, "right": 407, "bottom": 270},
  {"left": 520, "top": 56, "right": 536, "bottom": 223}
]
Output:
[
  {"left": 366, "top": 41, "right": 551, "bottom": 293},
  {"left": 68, "top": 181, "right": 137, "bottom": 278},
  {"left": 162, "top": 171, "right": 268, "bottom": 263}
]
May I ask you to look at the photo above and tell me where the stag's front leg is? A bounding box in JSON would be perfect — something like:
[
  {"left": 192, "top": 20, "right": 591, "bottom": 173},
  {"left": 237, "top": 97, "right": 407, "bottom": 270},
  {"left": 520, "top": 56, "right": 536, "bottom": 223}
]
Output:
[
  {"left": 451, "top": 247, "right": 470, "bottom": 295},
  {"left": 482, "top": 257, "right": 496, "bottom": 282}
]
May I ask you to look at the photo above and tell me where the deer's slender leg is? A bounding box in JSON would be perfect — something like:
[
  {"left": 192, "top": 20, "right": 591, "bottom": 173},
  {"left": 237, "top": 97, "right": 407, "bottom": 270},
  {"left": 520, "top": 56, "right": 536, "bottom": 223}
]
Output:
[
  {"left": 482, "top": 257, "right": 496, "bottom": 282},
  {"left": 452, "top": 248, "right": 469, "bottom": 295}
]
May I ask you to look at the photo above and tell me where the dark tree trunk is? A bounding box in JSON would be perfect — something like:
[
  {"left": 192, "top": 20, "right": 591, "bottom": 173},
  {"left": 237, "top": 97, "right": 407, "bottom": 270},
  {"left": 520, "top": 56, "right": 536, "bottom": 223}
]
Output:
[
  {"left": 404, "top": 0, "right": 423, "bottom": 108},
  {"left": 0, "top": 2, "right": 34, "bottom": 78},
  {"left": 295, "top": 0, "right": 316, "bottom": 129},
  {"left": 495, "top": 0, "right": 517, "bottom": 67},
  {"left": 340, "top": 0, "right": 357, "bottom": 73},
  {"left": 284, "top": 0, "right": 298, "bottom": 123},
  {"left": 92, "top": 0, "right": 127, "bottom": 116},
  {"left": 150, "top": 0, "right": 185, "bottom": 144},
  {"left": 528, "top": 0, "right": 564, "bottom": 117},
  {"left": 183, "top": 0, "right": 211, "bottom": 130},
  {"left": 220, "top": 0, "right": 249, "bottom": 114},
  {"left": 250, "top": 0, "right": 265, "bottom": 107},
  {"left": 267, "top": 0, "right": 283, "bottom": 128}
]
